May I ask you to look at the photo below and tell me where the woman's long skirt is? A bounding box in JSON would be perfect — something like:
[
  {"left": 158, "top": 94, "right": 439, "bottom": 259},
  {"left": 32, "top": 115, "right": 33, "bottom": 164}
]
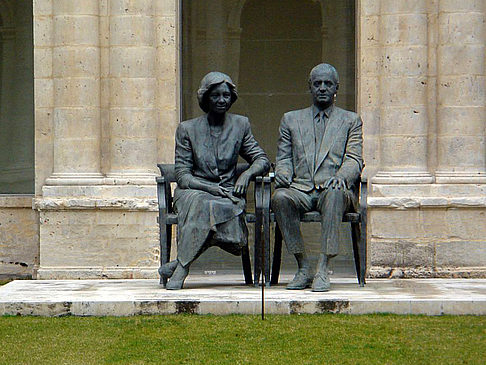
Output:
[{"left": 173, "top": 188, "right": 247, "bottom": 266}]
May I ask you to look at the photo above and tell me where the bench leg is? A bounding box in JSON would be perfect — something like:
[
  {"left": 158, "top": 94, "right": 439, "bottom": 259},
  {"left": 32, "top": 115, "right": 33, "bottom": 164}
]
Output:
[
  {"left": 241, "top": 244, "right": 253, "bottom": 285},
  {"left": 166, "top": 224, "right": 172, "bottom": 262},
  {"left": 351, "top": 222, "right": 363, "bottom": 287},
  {"left": 359, "top": 214, "right": 367, "bottom": 286},
  {"left": 271, "top": 223, "right": 283, "bottom": 285},
  {"left": 253, "top": 208, "right": 262, "bottom": 286},
  {"left": 159, "top": 222, "right": 170, "bottom": 287},
  {"left": 263, "top": 207, "right": 271, "bottom": 286}
]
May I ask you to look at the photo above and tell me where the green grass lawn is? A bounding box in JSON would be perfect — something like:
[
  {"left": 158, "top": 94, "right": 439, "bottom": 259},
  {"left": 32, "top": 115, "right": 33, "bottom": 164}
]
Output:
[
  {"left": 0, "top": 314, "right": 484, "bottom": 364},
  {"left": 0, "top": 280, "right": 11, "bottom": 286}
]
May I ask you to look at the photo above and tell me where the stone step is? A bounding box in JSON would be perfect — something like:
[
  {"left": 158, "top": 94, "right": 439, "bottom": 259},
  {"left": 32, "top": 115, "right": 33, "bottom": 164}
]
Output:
[{"left": 1, "top": 276, "right": 485, "bottom": 316}]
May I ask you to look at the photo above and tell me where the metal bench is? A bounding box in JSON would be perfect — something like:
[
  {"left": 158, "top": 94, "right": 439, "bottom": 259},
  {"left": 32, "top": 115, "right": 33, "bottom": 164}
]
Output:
[
  {"left": 260, "top": 174, "right": 367, "bottom": 287},
  {"left": 156, "top": 163, "right": 267, "bottom": 287}
]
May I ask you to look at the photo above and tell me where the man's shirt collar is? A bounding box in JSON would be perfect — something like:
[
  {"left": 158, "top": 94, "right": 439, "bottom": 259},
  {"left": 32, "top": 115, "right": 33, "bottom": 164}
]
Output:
[{"left": 313, "top": 104, "right": 334, "bottom": 120}]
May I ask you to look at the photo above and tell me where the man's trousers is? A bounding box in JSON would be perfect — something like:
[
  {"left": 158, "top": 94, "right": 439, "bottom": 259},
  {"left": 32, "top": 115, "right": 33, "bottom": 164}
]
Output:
[{"left": 271, "top": 186, "right": 352, "bottom": 256}]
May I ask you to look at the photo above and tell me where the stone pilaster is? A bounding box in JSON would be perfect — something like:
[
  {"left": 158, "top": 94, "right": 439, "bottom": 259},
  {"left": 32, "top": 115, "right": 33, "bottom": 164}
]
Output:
[
  {"left": 373, "top": 0, "right": 433, "bottom": 184},
  {"left": 105, "top": 0, "right": 158, "bottom": 185},
  {"left": 45, "top": 0, "right": 103, "bottom": 185},
  {"left": 155, "top": 0, "right": 178, "bottom": 164},
  {"left": 435, "top": 0, "right": 486, "bottom": 183}
]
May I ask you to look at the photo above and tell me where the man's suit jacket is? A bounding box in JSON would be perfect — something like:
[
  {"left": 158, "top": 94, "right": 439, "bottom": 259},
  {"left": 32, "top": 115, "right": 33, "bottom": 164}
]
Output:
[
  {"left": 175, "top": 113, "right": 270, "bottom": 189},
  {"left": 275, "top": 105, "right": 363, "bottom": 209}
]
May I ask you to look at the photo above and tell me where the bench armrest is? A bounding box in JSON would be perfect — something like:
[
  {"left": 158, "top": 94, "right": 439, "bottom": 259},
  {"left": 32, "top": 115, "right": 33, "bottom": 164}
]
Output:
[{"left": 156, "top": 176, "right": 168, "bottom": 210}]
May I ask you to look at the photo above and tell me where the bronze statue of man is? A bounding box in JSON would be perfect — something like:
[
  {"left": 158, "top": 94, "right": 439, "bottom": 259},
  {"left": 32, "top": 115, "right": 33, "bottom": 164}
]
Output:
[{"left": 271, "top": 63, "right": 363, "bottom": 291}]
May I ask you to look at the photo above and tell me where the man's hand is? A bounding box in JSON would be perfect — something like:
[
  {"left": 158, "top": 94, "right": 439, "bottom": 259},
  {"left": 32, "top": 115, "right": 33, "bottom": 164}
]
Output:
[
  {"left": 323, "top": 177, "right": 347, "bottom": 190},
  {"left": 275, "top": 173, "right": 291, "bottom": 188},
  {"left": 233, "top": 171, "right": 251, "bottom": 197}
]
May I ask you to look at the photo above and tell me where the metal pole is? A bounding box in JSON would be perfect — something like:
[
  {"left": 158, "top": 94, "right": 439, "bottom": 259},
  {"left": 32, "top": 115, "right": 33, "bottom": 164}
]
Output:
[{"left": 261, "top": 220, "right": 265, "bottom": 320}]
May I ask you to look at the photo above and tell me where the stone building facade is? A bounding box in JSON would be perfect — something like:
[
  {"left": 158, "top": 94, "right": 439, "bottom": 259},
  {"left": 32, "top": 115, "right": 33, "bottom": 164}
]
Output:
[{"left": 0, "top": 0, "right": 484, "bottom": 279}]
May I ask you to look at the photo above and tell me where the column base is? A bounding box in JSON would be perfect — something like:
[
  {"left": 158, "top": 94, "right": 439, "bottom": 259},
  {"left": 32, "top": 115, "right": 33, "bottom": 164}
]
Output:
[
  {"left": 45, "top": 172, "right": 104, "bottom": 186},
  {"left": 372, "top": 171, "right": 434, "bottom": 184},
  {"left": 105, "top": 172, "right": 158, "bottom": 185},
  {"left": 435, "top": 171, "right": 486, "bottom": 184}
]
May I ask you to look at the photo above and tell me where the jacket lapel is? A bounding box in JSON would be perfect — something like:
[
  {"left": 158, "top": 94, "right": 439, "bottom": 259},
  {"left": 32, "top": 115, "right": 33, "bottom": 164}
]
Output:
[
  {"left": 217, "top": 113, "right": 232, "bottom": 166},
  {"left": 199, "top": 116, "right": 219, "bottom": 177},
  {"left": 315, "top": 107, "right": 345, "bottom": 173},
  {"left": 297, "top": 107, "right": 315, "bottom": 176}
]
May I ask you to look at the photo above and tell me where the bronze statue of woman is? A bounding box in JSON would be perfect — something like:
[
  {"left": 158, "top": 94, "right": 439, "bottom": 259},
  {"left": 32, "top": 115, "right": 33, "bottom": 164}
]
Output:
[{"left": 160, "top": 72, "right": 270, "bottom": 289}]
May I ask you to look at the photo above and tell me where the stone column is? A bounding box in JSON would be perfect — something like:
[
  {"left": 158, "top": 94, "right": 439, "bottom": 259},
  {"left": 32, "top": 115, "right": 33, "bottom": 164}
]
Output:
[
  {"left": 45, "top": 0, "right": 103, "bottom": 185},
  {"left": 373, "top": 0, "right": 433, "bottom": 184},
  {"left": 106, "top": 0, "right": 158, "bottom": 184},
  {"left": 435, "top": 1, "right": 486, "bottom": 183}
]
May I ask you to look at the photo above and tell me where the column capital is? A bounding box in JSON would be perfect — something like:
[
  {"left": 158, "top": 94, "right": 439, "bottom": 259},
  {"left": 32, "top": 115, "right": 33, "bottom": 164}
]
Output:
[{"left": 104, "top": 172, "right": 158, "bottom": 185}]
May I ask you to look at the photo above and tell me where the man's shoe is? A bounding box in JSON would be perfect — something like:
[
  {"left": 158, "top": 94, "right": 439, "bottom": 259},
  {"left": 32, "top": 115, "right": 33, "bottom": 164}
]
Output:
[
  {"left": 312, "top": 271, "right": 331, "bottom": 292},
  {"left": 286, "top": 268, "right": 313, "bottom": 290},
  {"left": 158, "top": 260, "right": 178, "bottom": 279}
]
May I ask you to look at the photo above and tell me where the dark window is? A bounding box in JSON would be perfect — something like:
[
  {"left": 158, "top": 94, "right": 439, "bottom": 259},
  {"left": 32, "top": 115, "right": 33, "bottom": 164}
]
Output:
[{"left": 0, "top": 0, "right": 34, "bottom": 194}]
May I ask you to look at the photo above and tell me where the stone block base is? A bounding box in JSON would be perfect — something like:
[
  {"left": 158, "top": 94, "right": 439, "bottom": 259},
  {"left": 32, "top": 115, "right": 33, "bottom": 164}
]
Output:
[
  {"left": 38, "top": 208, "right": 159, "bottom": 279},
  {"left": 368, "top": 266, "right": 486, "bottom": 279},
  {"left": 368, "top": 198, "right": 486, "bottom": 277},
  {"left": 0, "top": 196, "right": 39, "bottom": 279}
]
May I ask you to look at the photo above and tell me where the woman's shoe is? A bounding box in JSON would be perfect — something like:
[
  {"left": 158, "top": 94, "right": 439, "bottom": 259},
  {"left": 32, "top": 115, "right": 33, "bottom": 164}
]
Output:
[
  {"left": 158, "top": 260, "right": 178, "bottom": 278},
  {"left": 166, "top": 263, "right": 189, "bottom": 290}
]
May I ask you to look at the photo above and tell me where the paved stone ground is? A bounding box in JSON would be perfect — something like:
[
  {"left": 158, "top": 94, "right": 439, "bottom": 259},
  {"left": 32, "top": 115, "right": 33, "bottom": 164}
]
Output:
[{"left": 1, "top": 276, "right": 485, "bottom": 316}]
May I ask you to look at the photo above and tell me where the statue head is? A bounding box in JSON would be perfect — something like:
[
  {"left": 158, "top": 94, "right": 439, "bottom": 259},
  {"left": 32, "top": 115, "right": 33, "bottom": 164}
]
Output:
[
  {"left": 308, "top": 63, "right": 339, "bottom": 109},
  {"left": 197, "top": 72, "right": 238, "bottom": 113}
]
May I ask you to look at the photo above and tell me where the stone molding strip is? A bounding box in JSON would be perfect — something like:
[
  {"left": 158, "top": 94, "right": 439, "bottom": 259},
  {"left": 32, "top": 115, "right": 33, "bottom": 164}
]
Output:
[
  {"left": 36, "top": 267, "right": 159, "bottom": 280},
  {"left": 0, "top": 195, "right": 34, "bottom": 208},
  {"left": 368, "top": 196, "right": 486, "bottom": 209},
  {"left": 369, "top": 266, "right": 486, "bottom": 279},
  {"left": 34, "top": 198, "right": 158, "bottom": 211}
]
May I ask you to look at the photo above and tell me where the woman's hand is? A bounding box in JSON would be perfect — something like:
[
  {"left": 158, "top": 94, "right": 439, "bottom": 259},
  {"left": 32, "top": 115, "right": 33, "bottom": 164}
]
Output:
[
  {"left": 207, "top": 184, "right": 227, "bottom": 197},
  {"left": 205, "top": 184, "right": 236, "bottom": 202},
  {"left": 233, "top": 171, "right": 251, "bottom": 197}
]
